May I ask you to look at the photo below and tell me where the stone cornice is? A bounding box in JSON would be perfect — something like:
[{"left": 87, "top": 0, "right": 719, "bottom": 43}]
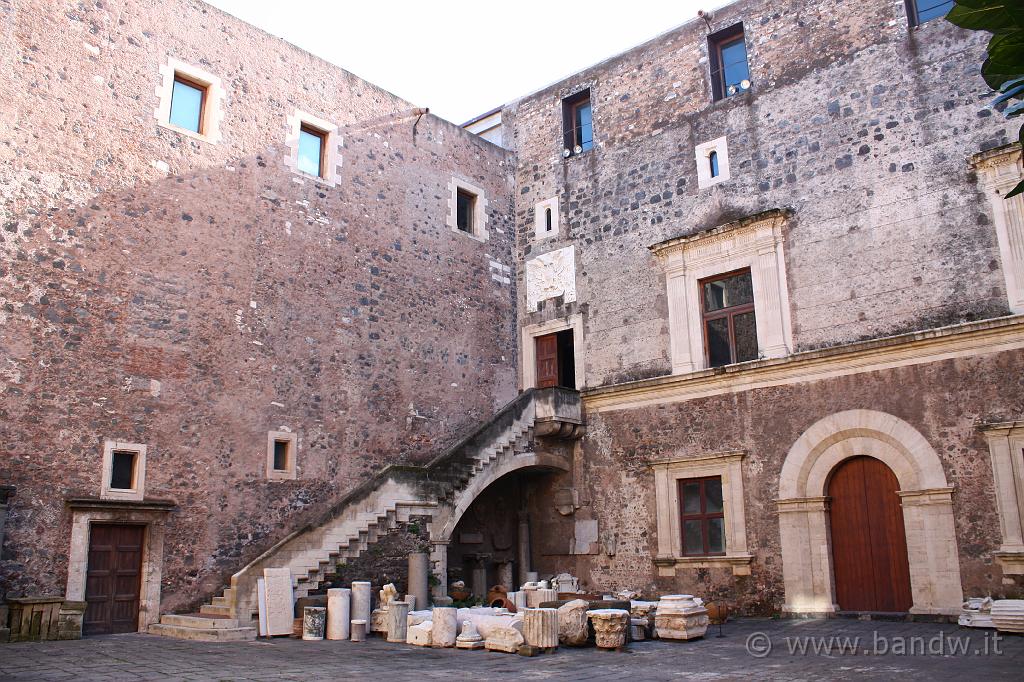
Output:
[
  {"left": 648, "top": 208, "right": 791, "bottom": 261},
  {"left": 65, "top": 496, "right": 177, "bottom": 513},
  {"left": 979, "top": 420, "right": 1024, "bottom": 435},
  {"left": 583, "top": 315, "right": 1024, "bottom": 414},
  {"left": 970, "top": 143, "right": 1022, "bottom": 191},
  {"left": 649, "top": 450, "right": 746, "bottom": 470}
]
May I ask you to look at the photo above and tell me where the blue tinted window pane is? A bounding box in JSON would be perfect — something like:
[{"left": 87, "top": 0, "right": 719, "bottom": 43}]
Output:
[
  {"left": 720, "top": 37, "right": 750, "bottom": 95},
  {"left": 916, "top": 0, "right": 952, "bottom": 23},
  {"left": 298, "top": 128, "right": 324, "bottom": 176},
  {"left": 169, "top": 79, "right": 203, "bottom": 133},
  {"left": 575, "top": 101, "right": 593, "bottom": 151},
  {"left": 709, "top": 151, "right": 719, "bottom": 178}
]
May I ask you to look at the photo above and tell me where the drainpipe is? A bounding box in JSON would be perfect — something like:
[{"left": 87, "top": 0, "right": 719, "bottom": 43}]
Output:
[{"left": 412, "top": 107, "right": 429, "bottom": 144}]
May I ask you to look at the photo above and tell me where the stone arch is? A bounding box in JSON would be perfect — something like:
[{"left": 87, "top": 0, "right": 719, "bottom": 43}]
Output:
[
  {"left": 427, "top": 451, "right": 570, "bottom": 600},
  {"left": 777, "top": 410, "right": 962, "bottom": 617},
  {"left": 779, "top": 409, "right": 949, "bottom": 499}
]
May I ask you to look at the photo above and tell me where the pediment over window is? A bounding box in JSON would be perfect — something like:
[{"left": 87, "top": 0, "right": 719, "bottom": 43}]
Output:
[{"left": 648, "top": 208, "right": 793, "bottom": 374}]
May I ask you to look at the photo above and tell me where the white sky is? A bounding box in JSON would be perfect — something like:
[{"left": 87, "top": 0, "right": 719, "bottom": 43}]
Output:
[{"left": 206, "top": 0, "right": 708, "bottom": 124}]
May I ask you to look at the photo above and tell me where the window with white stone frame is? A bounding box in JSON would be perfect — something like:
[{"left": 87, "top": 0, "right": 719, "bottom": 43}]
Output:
[
  {"left": 154, "top": 58, "right": 225, "bottom": 144},
  {"left": 971, "top": 145, "right": 1024, "bottom": 315},
  {"left": 284, "top": 110, "right": 342, "bottom": 186},
  {"left": 100, "top": 441, "right": 147, "bottom": 502},
  {"left": 695, "top": 137, "right": 730, "bottom": 189},
  {"left": 267, "top": 431, "right": 297, "bottom": 481},
  {"left": 651, "top": 451, "right": 752, "bottom": 575},
  {"left": 447, "top": 177, "right": 489, "bottom": 242},
  {"left": 981, "top": 421, "right": 1024, "bottom": 575},
  {"left": 534, "top": 197, "right": 560, "bottom": 240},
  {"left": 649, "top": 209, "right": 793, "bottom": 374}
]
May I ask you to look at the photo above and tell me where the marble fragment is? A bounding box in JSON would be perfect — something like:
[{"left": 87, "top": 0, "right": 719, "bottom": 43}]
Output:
[
  {"left": 456, "top": 620, "right": 484, "bottom": 649},
  {"left": 326, "top": 588, "right": 351, "bottom": 641},
  {"left": 262, "top": 568, "right": 295, "bottom": 637},
  {"left": 587, "top": 609, "right": 629, "bottom": 649},
  {"left": 302, "top": 606, "right": 326, "bottom": 641},
  {"left": 431, "top": 607, "right": 458, "bottom": 648},
  {"left": 485, "top": 625, "right": 525, "bottom": 653},
  {"left": 557, "top": 599, "right": 590, "bottom": 646},
  {"left": 407, "top": 620, "right": 432, "bottom": 646}
]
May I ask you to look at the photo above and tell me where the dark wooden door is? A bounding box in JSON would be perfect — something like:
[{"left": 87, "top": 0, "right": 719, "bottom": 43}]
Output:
[
  {"left": 84, "top": 524, "right": 144, "bottom": 635},
  {"left": 535, "top": 333, "right": 559, "bottom": 388},
  {"left": 828, "top": 456, "right": 912, "bottom": 613}
]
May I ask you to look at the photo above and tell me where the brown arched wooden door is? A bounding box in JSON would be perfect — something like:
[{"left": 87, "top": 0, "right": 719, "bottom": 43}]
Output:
[{"left": 827, "top": 456, "right": 913, "bottom": 613}]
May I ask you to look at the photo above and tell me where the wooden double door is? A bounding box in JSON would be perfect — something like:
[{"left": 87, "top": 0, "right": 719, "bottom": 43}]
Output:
[
  {"left": 83, "top": 524, "right": 145, "bottom": 635},
  {"left": 828, "top": 456, "right": 913, "bottom": 613}
]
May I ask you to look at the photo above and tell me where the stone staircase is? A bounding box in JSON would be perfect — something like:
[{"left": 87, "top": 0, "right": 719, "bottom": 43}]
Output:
[{"left": 149, "top": 387, "right": 583, "bottom": 641}]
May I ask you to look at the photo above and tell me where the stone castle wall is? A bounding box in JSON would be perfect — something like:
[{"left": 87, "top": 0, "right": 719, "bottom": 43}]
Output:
[
  {"left": 0, "top": 0, "right": 517, "bottom": 611},
  {"left": 505, "top": 0, "right": 1014, "bottom": 388},
  {"left": 500, "top": 0, "right": 1022, "bottom": 609},
  {"left": 523, "top": 348, "right": 1023, "bottom": 612}
]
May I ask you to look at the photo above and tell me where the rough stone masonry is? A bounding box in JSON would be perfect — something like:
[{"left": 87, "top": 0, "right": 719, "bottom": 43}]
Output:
[{"left": 1, "top": 0, "right": 1023, "bottom": 637}]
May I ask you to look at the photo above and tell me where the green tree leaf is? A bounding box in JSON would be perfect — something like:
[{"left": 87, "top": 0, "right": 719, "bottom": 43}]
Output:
[{"left": 947, "top": 0, "right": 1024, "bottom": 32}]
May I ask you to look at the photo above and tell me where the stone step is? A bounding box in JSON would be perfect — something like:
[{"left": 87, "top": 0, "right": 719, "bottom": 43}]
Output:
[
  {"left": 199, "top": 603, "right": 233, "bottom": 617},
  {"left": 161, "top": 613, "right": 240, "bottom": 629},
  {"left": 149, "top": 623, "right": 257, "bottom": 642},
  {"left": 211, "top": 596, "right": 229, "bottom": 607}
]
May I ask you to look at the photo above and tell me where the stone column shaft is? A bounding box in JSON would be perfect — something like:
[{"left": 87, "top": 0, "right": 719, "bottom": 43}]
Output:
[{"left": 326, "top": 588, "right": 351, "bottom": 641}]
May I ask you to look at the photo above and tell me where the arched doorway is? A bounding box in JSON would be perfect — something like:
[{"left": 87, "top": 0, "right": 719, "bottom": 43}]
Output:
[{"left": 827, "top": 456, "right": 912, "bottom": 613}]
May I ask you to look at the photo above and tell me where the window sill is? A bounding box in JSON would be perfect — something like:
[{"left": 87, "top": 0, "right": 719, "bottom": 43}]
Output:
[
  {"left": 654, "top": 553, "right": 753, "bottom": 576},
  {"left": 563, "top": 148, "right": 594, "bottom": 160},
  {"left": 157, "top": 120, "right": 214, "bottom": 145},
  {"left": 453, "top": 228, "right": 488, "bottom": 243}
]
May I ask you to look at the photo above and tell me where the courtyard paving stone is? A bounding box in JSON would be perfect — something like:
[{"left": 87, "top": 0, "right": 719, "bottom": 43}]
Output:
[{"left": 0, "top": 618, "right": 1021, "bottom": 681}]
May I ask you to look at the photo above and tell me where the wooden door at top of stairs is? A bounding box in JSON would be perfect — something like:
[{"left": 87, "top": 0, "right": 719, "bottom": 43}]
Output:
[
  {"left": 827, "top": 455, "right": 913, "bottom": 613},
  {"left": 84, "top": 523, "right": 145, "bottom": 635},
  {"left": 535, "top": 333, "right": 559, "bottom": 388}
]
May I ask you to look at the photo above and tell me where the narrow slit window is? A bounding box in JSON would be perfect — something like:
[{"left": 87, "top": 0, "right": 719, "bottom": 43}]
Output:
[
  {"left": 545, "top": 207, "right": 553, "bottom": 232},
  {"left": 273, "top": 440, "right": 289, "bottom": 472},
  {"left": 169, "top": 74, "right": 206, "bottom": 134},
  {"left": 456, "top": 189, "right": 476, "bottom": 233},
  {"left": 109, "top": 450, "right": 137, "bottom": 490},
  {"left": 297, "top": 124, "right": 326, "bottom": 178},
  {"left": 709, "top": 151, "right": 720, "bottom": 178}
]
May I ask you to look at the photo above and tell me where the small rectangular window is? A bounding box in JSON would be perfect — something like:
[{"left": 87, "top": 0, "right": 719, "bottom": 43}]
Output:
[
  {"left": 561, "top": 90, "right": 593, "bottom": 155},
  {"left": 907, "top": 0, "right": 953, "bottom": 26},
  {"left": 297, "top": 124, "right": 326, "bottom": 177},
  {"left": 700, "top": 269, "right": 758, "bottom": 367},
  {"left": 456, "top": 189, "right": 476, "bottom": 233},
  {"left": 709, "top": 25, "right": 750, "bottom": 101},
  {"left": 273, "top": 440, "right": 289, "bottom": 472},
  {"left": 679, "top": 476, "right": 726, "bottom": 556},
  {"left": 109, "top": 450, "right": 137, "bottom": 490},
  {"left": 169, "top": 74, "right": 206, "bottom": 133}
]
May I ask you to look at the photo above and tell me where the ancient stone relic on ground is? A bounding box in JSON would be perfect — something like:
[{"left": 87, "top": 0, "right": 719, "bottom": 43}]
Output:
[
  {"left": 556, "top": 599, "right": 590, "bottom": 646},
  {"left": 484, "top": 625, "right": 525, "bottom": 653},
  {"left": 455, "top": 620, "right": 485, "bottom": 650},
  {"left": 1, "top": 0, "right": 1022, "bottom": 643},
  {"left": 654, "top": 595, "right": 709, "bottom": 640},
  {"left": 586, "top": 609, "right": 629, "bottom": 649}
]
